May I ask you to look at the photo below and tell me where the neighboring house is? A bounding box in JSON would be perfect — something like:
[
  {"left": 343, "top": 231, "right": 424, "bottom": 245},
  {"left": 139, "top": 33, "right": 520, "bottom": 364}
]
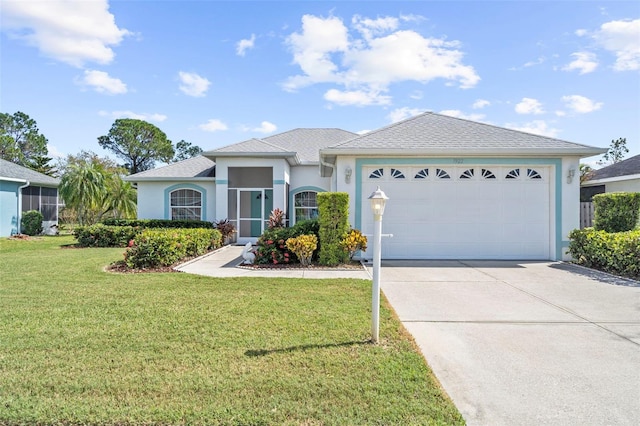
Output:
[
  {"left": 126, "top": 112, "right": 605, "bottom": 261},
  {"left": 0, "top": 158, "right": 60, "bottom": 237},
  {"left": 580, "top": 154, "right": 640, "bottom": 201}
]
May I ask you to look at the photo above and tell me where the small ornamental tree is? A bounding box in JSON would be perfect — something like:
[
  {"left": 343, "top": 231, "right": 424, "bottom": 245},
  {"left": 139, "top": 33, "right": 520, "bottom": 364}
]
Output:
[
  {"left": 317, "top": 192, "right": 350, "bottom": 266},
  {"left": 21, "top": 210, "right": 43, "bottom": 236},
  {"left": 286, "top": 234, "right": 318, "bottom": 267}
]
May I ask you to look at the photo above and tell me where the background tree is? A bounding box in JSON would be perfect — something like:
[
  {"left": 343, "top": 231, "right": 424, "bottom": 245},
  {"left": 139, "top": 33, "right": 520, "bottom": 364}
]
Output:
[
  {"left": 59, "top": 161, "right": 107, "bottom": 226},
  {"left": 98, "top": 118, "right": 174, "bottom": 174},
  {"left": 28, "top": 154, "right": 57, "bottom": 176},
  {"left": 172, "top": 140, "right": 203, "bottom": 162},
  {"left": 579, "top": 164, "right": 594, "bottom": 184},
  {"left": 0, "top": 111, "right": 48, "bottom": 167},
  {"left": 599, "top": 137, "right": 628, "bottom": 165}
]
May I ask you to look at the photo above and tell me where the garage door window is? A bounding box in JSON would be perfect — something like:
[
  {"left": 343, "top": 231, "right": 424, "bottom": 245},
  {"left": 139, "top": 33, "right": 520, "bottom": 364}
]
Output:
[
  {"left": 436, "top": 168, "right": 450, "bottom": 179},
  {"left": 506, "top": 168, "right": 521, "bottom": 179},
  {"left": 414, "top": 168, "right": 429, "bottom": 179},
  {"left": 527, "top": 169, "right": 542, "bottom": 179},
  {"left": 369, "top": 168, "right": 384, "bottom": 179},
  {"left": 390, "top": 168, "right": 405, "bottom": 179},
  {"left": 482, "top": 169, "right": 496, "bottom": 179},
  {"left": 460, "top": 169, "right": 474, "bottom": 179}
]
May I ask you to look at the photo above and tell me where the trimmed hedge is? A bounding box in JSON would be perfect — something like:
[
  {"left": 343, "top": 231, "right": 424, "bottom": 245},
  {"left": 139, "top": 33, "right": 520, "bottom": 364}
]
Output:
[
  {"left": 74, "top": 224, "right": 138, "bottom": 247},
  {"left": 317, "top": 192, "right": 350, "bottom": 266},
  {"left": 124, "top": 228, "right": 222, "bottom": 268},
  {"left": 593, "top": 192, "right": 640, "bottom": 233},
  {"left": 255, "top": 219, "right": 319, "bottom": 265},
  {"left": 102, "top": 218, "right": 214, "bottom": 229},
  {"left": 568, "top": 228, "right": 640, "bottom": 280},
  {"left": 21, "top": 210, "right": 43, "bottom": 236}
]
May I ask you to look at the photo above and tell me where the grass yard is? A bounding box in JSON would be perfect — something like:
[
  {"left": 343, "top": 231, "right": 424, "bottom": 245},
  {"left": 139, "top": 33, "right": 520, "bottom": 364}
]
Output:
[{"left": 0, "top": 236, "right": 463, "bottom": 425}]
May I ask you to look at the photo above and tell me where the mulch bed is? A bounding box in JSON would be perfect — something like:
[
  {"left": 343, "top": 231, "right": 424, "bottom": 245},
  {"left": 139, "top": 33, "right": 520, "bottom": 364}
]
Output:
[{"left": 238, "top": 261, "right": 366, "bottom": 271}]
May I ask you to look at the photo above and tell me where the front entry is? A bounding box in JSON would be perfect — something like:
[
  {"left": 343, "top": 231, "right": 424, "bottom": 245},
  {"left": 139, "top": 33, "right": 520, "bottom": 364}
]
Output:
[{"left": 230, "top": 188, "right": 273, "bottom": 244}]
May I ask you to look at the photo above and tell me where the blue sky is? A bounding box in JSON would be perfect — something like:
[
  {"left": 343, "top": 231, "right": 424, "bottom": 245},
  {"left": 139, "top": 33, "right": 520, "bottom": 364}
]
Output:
[{"left": 1, "top": 1, "right": 639, "bottom": 167}]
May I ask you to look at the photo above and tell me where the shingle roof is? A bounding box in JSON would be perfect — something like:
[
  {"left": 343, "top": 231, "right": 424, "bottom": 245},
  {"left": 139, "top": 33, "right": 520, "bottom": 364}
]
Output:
[
  {"left": 590, "top": 154, "right": 640, "bottom": 180},
  {"left": 206, "top": 128, "right": 358, "bottom": 163},
  {"left": 125, "top": 156, "right": 215, "bottom": 180},
  {"left": 324, "top": 112, "right": 605, "bottom": 155},
  {"left": 0, "top": 158, "right": 60, "bottom": 186}
]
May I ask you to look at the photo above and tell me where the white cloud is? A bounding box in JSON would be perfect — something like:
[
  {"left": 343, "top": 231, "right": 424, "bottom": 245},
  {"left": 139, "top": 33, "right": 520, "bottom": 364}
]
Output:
[
  {"left": 356, "top": 129, "right": 371, "bottom": 135},
  {"left": 47, "top": 144, "right": 65, "bottom": 159},
  {"left": 79, "top": 70, "right": 127, "bottom": 94},
  {"left": 324, "top": 88, "right": 391, "bottom": 106},
  {"left": 284, "top": 14, "right": 479, "bottom": 105},
  {"left": 251, "top": 121, "right": 277, "bottom": 133},
  {"left": 575, "top": 29, "right": 588, "bottom": 37},
  {"left": 562, "top": 52, "right": 598, "bottom": 74},
  {"left": 236, "top": 34, "right": 256, "bottom": 56},
  {"left": 505, "top": 120, "right": 559, "bottom": 138},
  {"left": 98, "top": 110, "right": 167, "bottom": 122},
  {"left": 561, "top": 95, "right": 603, "bottom": 113},
  {"left": 439, "top": 110, "right": 485, "bottom": 121},
  {"left": 199, "top": 119, "right": 228, "bottom": 132},
  {"left": 515, "top": 97, "right": 545, "bottom": 115},
  {"left": 387, "top": 107, "right": 425, "bottom": 123},
  {"left": 178, "top": 71, "right": 211, "bottom": 97},
  {"left": 409, "top": 90, "right": 423, "bottom": 100},
  {"left": 593, "top": 19, "right": 640, "bottom": 71},
  {"left": 555, "top": 110, "right": 567, "bottom": 117},
  {"left": 472, "top": 99, "right": 490, "bottom": 109},
  {"left": 1, "top": 0, "right": 130, "bottom": 67}
]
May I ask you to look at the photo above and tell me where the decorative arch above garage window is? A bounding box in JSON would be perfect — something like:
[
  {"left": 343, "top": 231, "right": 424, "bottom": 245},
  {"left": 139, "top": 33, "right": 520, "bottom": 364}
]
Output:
[
  {"left": 460, "top": 169, "right": 474, "bottom": 179},
  {"left": 481, "top": 169, "right": 496, "bottom": 179},
  {"left": 506, "top": 168, "right": 520, "bottom": 179},
  {"left": 390, "top": 168, "right": 405, "bottom": 179},
  {"left": 170, "top": 188, "right": 202, "bottom": 220},
  {"left": 436, "top": 168, "right": 450, "bottom": 179},
  {"left": 527, "top": 168, "right": 542, "bottom": 179},
  {"left": 369, "top": 168, "right": 384, "bottom": 179},
  {"left": 414, "top": 168, "right": 429, "bottom": 179}
]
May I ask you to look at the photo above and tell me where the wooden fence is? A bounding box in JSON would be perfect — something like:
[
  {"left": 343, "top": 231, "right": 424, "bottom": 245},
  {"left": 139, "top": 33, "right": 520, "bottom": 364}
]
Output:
[{"left": 580, "top": 202, "right": 594, "bottom": 229}]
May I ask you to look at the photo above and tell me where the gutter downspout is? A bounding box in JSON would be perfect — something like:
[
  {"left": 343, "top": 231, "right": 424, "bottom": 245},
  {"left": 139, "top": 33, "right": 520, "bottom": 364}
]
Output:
[
  {"left": 17, "top": 180, "right": 30, "bottom": 235},
  {"left": 320, "top": 159, "right": 336, "bottom": 192}
]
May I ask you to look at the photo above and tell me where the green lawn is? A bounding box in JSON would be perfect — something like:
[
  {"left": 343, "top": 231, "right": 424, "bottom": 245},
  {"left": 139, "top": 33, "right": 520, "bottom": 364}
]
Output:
[{"left": 0, "top": 236, "right": 463, "bottom": 425}]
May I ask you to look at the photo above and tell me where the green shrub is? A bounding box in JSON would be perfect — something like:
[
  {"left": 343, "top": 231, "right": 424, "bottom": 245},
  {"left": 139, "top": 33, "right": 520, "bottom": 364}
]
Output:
[
  {"left": 74, "top": 224, "right": 138, "bottom": 247},
  {"left": 317, "top": 192, "right": 350, "bottom": 266},
  {"left": 593, "top": 192, "right": 640, "bottom": 233},
  {"left": 101, "top": 218, "right": 214, "bottom": 229},
  {"left": 21, "top": 210, "right": 43, "bottom": 236},
  {"left": 568, "top": 228, "right": 640, "bottom": 279},
  {"left": 124, "top": 228, "right": 222, "bottom": 269},
  {"left": 254, "top": 219, "right": 320, "bottom": 265}
]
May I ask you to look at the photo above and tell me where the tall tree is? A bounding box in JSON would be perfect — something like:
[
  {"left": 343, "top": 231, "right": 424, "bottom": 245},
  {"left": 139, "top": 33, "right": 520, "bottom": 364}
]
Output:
[
  {"left": 0, "top": 111, "right": 48, "bottom": 167},
  {"left": 579, "top": 164, "right": 594, "bottom": 184},
  {"left": 97, "top": 119, "right": 174, "bottom": 174},
  {"left": 172, "top": 140, "right": 203, "bottom": 162},
  {"left": 28, "top": 154, "right": 57, "bottom": 176},
  {"left": 599, "top": 137, "right": 628, "bottom": 165}
]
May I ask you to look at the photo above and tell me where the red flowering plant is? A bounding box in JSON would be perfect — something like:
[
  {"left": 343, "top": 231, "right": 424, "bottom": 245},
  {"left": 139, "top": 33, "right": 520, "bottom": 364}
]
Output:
[{"left": 254, "top": 227, "right": 296, "bottom": 265}]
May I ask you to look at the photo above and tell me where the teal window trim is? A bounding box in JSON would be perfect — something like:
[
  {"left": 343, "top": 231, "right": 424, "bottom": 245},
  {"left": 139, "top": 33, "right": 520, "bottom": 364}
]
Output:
[
  {"left": 216, "top": 179, "right": 229, "bottom": 185},
  {"left": 289, "top": 186, "right": 326, "bottom": 225},
  {"left": 273, "top": 179, "right": 286, "bottom": 185},
  {"left": 164, "top": 183, "right": 207, "bottom": 220},
  {"left": 355, "top": 158, "right": 563, "bottom": 260}
]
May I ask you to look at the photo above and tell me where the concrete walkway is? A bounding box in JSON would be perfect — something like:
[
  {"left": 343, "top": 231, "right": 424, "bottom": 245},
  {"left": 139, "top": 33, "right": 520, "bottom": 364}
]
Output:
[
  {"left": 380, "top": 260, "right": 640, "bottom": 426},
  {"left": 175, "top": 245, "right": 371, "bottom": 279}
]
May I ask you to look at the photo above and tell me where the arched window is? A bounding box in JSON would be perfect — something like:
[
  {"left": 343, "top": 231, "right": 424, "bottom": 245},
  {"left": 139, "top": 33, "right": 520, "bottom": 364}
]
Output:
[
  {"left": 170, "top": 189, "right": 202, "bottom": 220},
  {"left": 294, "top": 191, "right": 318, "bottom": 223}
]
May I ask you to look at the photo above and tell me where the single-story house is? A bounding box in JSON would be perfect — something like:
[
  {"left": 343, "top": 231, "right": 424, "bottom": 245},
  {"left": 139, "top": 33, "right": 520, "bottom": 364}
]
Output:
[
  {"left": 125, "top": 112, "right": 605, "bottom": 260},
  {"left": 580, "top": 154, "right": 640, "bottom": 201},
  {"left": 0, "top": 158, "right": 60, "bottom": 237}
]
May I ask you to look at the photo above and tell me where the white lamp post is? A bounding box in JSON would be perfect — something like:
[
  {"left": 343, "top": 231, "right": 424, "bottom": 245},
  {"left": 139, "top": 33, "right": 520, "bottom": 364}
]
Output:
[{"left": 368, "top": 186, "right": 388, "bottom": 343}]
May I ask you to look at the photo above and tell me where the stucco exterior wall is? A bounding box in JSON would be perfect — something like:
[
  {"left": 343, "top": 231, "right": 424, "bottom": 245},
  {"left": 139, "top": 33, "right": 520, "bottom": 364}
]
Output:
[
  {"left": 289, "top": 165, "right": 331, "bottom": 193},
  {"left": 136, "top": 180, "right": 216, "bottom": 221},
  {"left": 0, "top": 180, "right": 20, "bottom": 237},
  {"left": 604, "top": 178, "right": 640, "bottom": 193}
]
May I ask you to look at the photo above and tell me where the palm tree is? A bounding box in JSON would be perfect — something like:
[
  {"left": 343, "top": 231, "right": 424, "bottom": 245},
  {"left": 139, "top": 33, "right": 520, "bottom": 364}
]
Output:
[
  {"left": 104, "top": 175, "right": 137, "bottom": 219},
  {"left": 59, "top": 162, "right": 106, "bottom": 225}
]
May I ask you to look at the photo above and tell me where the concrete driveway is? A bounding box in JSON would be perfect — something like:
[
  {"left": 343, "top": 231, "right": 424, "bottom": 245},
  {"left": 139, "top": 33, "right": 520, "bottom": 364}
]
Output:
[{"left": 380, "top": 260, "right": 640, "bottom": 426}]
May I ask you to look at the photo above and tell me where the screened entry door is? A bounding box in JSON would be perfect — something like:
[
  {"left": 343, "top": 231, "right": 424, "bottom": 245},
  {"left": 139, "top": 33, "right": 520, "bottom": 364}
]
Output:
[{"left": 229, "top": 189, "right": 273, "bottom": 243}]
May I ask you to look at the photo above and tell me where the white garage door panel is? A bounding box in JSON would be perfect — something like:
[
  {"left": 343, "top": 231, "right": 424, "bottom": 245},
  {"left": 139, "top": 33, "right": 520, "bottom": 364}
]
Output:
[{"left": 361, "top": 165, "right": 551, "bottom": 260}]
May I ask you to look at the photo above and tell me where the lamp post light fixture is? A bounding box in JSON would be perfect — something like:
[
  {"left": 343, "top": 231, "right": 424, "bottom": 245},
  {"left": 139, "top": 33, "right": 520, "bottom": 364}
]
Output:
[{"left": 368, "top": 186, "right": 388, "bottom": 343}]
